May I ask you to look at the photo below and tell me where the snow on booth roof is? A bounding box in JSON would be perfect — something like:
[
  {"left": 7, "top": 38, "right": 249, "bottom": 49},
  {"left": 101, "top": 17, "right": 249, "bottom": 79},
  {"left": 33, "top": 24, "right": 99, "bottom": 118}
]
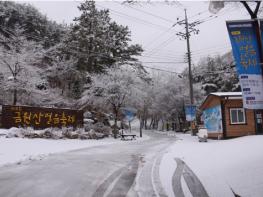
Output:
[
  {"left": 200, "top": 92, "right": 243, "bottom": 110},
  {"left": 210, "top": 92, "right": 242, "bottom": 97}
]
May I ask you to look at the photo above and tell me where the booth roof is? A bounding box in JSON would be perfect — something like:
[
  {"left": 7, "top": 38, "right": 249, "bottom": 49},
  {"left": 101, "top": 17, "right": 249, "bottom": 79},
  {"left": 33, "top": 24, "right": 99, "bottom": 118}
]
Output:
[
  {"left": 210, "top": 92, "right": 242, "bottom": 97},
  {"left": 199, "top": 92, "right": 243, "bottom": 110}
]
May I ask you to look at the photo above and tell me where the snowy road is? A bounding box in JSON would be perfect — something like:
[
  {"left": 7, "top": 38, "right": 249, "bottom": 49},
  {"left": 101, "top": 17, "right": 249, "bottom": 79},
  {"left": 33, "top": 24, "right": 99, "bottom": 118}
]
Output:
[{"left": 0, "top": 131, "right": 177, "bottom": 197}]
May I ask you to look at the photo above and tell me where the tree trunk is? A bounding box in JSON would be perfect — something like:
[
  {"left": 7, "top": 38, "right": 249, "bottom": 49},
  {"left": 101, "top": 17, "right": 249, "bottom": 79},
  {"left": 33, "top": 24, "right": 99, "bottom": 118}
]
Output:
[
  {"left": 155, "top": 118, "right": 159, "bottom": 130},
  {"left": 13, "top": 75, "right": 17, "bottom": 105},
  {"left": 161, "top": 119, "right": 164, "bottom": 131},
  {"left": 149, "top": 117, "right": 154, "bottom": 129},
  {"left": 113, "top": 106, "right": 119, "bottom": 139},
  {"left": 13, "top": 88, "right": 17, "bottom": 105},
  {"left": 140, "top": 117, "right": 143, "bottom": 137},
  {"left": 144, "top": 119, "right": 147, "bottom": 130}
]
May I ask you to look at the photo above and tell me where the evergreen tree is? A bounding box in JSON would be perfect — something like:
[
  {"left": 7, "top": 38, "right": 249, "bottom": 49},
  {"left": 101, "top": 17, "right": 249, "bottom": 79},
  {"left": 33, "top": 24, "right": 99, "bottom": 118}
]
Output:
[
  {"left": 59, "top": 1, "right": 143, "bottom": 73},
  {"left": 0, "top": 1, "right": 66, "bottom": 48}
]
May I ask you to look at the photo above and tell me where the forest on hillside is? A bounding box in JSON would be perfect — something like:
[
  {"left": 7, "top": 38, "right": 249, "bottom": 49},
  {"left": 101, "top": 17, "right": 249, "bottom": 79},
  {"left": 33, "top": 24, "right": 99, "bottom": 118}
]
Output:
[{"left": 0, "top": 1, "right": 239, "bottom": 130}]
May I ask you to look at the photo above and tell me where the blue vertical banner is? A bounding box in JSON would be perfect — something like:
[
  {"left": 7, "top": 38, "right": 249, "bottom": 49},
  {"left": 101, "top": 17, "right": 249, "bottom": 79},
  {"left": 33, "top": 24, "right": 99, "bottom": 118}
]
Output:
[
  {"left": 122, "top": 108, "right": 136, "bottom": 122},
  {"left": 226, "top": 20, "right": 263, "bottom": 109},
  {"left": 185, "top": 105, "right": 196, "bottom": 121}
]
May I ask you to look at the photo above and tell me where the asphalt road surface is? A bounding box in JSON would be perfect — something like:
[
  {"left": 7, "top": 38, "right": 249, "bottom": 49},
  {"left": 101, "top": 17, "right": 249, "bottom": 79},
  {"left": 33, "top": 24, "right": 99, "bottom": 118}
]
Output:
[
  {"left": 0, "top": 131, "right": 209, "bottom": 197},
  {"left": 0, "top": 131, "right": 176, "bottom": 197}
]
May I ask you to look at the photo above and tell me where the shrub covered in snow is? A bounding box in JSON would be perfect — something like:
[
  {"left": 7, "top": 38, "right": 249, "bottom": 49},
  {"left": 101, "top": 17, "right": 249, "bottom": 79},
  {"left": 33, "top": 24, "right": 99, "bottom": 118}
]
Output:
[
  {"left": 92, "top": 122, "right": 112, "bottom": 136},
  {"left": 1, "top": 127, "right": 108, "bottom": 140},
  {"left": 84, "top": 118, "right": 95, "bottom": 132}
]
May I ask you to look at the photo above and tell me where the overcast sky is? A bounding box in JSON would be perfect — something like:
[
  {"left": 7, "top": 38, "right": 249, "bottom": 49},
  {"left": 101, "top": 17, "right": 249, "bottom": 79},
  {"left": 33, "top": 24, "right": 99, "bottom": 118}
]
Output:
[{"left": 24, "top": 1, "right": 252, "bottom": 73}]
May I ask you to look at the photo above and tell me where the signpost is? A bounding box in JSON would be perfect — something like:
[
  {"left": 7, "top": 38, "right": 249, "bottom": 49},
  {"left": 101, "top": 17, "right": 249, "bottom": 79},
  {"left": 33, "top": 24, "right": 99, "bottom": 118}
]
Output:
[
  {"left": 226, "top": 20, "right": 263, "bottom": 109},
  {"left": 122, "top": 107, "right": 136, "bottom": 134},
  {"left": 185, "top": 105, "right": 196, "bottom": 121},
  {"left": 2, "top": 105, "right": 83, "bottom": 129}
]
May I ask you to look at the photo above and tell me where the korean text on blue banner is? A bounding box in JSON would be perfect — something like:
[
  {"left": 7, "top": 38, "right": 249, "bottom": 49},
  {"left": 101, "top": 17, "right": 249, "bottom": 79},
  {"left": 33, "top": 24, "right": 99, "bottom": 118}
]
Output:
[{"left": 226, "top": 20, "right": 263, "bottom": 109}]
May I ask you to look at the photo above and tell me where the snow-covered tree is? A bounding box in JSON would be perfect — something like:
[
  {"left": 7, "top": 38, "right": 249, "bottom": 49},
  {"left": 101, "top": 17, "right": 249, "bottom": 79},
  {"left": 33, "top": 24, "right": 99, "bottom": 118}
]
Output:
[
  {"left": 191, "top": 53, "right": 240, "bottom": 96},
  {"left": 58, "top": 1, "right": 143, "bottom": 74},
  {"left": 79, "top": 65, "right": 147, "bottom": 134},
  {"left": 146, "top": 75, "right": 186, "bottom": 130},
  {"left": 0, "top": 26, "right": 72, "bottom": 107},
  {"left": 0, "top": 27, "right": 43, "bottom": 105},
  {"left": 0, "top": 1, "right": 66, "bottom": 48}
]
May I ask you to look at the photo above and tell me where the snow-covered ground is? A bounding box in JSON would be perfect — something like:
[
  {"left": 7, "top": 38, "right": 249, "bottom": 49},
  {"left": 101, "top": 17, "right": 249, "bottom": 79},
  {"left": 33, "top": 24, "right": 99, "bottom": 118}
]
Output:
[
  {"left": 0, "top": 127, "right": 149, "bottom": 167},
  {"left": 160, "top": 133, "right": 263, "bottom": 197}
]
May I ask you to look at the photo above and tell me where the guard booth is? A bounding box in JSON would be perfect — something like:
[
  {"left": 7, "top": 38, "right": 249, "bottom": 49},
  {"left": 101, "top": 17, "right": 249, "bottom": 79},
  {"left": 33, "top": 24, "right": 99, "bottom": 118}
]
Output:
[{"left": 200, "top": 92, "right": 258, "bottom": 139}]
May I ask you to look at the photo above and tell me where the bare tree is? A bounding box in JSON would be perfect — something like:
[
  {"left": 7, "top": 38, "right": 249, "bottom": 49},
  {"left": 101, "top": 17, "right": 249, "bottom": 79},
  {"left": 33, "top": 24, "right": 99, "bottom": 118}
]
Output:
[
  {"left": 0, "top": 27, "right": 42, "bottom": 105},
  {"left": 209, "top": 1, "right": 262, "bottom": 19}
]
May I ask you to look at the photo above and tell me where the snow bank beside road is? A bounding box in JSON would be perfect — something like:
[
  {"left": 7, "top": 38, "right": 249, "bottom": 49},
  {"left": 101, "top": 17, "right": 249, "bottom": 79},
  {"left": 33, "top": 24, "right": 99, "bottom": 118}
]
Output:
[
  {"left": 0, "top": 127, "right": 149, "bottom": 167},
  {"left": 160, "top": 134, "right": 263, "bottom": 197},
  {"left": 0, "top": 137, "right": 120, "bottom": 167}
]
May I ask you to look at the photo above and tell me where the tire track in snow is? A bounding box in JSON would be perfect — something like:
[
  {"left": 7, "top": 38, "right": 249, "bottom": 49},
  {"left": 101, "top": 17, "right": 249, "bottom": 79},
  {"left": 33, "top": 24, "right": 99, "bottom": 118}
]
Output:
[
  {"left": 183, "top": 164, "right": 209, "bottom": 197},
  {"left": 91, "top": 166, "right": 125, "bottom": 197},
  {"left": 172, "top": 158, "right": 209, "bottom": 197},
  {"left": 107, "top": 155, "right": 140, "bottom": 197},
  {"left": 92, "top": 155, "right": 140, "bottom": 197},
  {"left": 152, "top": 152, "right": 168, "bottom": 197},
  {"left": 172, "top": 158, "right": 185, "bottom": 197}
]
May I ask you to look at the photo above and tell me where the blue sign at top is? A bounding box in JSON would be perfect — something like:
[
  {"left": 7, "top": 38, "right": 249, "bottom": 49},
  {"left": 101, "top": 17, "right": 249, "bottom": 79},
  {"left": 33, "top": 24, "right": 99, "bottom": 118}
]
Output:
[
  {"left": 122, "top": 108, "right": 136, "bottom": 122},
  {"left": 185, "top": 105, "right": 196, "bottom": 121},
  {"left": 226, "top": 20, "right": 262, "bottom": 75}
]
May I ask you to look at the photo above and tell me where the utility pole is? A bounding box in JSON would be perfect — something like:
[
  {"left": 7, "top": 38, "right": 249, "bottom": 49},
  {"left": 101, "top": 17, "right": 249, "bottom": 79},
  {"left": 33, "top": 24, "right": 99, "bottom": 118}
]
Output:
[
  {"left": 185, "top": 9, "right": 194, "bottom": 106},
  {"left": 176, "top": 9, "right": 200, "bottom": 135}
]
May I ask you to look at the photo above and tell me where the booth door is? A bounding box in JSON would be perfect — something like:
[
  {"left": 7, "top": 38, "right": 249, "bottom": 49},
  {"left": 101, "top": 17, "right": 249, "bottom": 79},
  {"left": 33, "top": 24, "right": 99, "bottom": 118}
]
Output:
[{"left": 255, "top": 110, "right": 263, "bottom": 134}]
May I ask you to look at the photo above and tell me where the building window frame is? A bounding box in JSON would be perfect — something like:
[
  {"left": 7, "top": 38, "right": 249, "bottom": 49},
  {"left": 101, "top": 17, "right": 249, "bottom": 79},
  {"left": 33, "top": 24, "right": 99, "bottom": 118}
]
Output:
[{"left": 229, "top": 108, "right": 246, "bottom": 125}]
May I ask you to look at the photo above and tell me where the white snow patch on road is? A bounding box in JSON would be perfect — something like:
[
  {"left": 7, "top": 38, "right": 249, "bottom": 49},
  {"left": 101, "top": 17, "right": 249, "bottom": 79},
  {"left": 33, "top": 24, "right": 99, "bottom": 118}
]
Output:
[
  {"left": 160, "top": 133, "right": 263, "bottom": 197},
  {"left": 0, "top": 128, "right": 149, "bottom": 167},
  {"left": 159, "top": 152, "right": 175, "bottom": 197},
  {"left": 0, "top": 137, "right": 119, "bottom": 167}
]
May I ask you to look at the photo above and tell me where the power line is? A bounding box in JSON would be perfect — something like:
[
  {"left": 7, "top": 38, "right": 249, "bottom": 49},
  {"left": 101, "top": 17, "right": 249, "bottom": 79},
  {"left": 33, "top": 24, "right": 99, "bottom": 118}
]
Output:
[
  {"left": 191, "top": 48, "right": 232, "bottom": 57},
  {"left": 118, "top": 2, "right": 210, "bottom": 52},
  {"left": 143, "top": 48, "right": 186, "bottom": 57},
  {"left": 144, "top": 7, "right": 236, "bottom": 61},
  {"left": 146, "top": 48, "right": 187, "bottom": 56},
  {"left": 143, "top": 26, "right": 174, "bottom": 49},
  {"left": 188, "top": 9, "right": 209, "bottom": 20},
  {"left": 141, "top": 64, "right": 234, "bottom": 78},
  {"left": 119, "top": 2, "right": 176, "bottom": 24},
  {"left": 144, "top": 33, "right": 182, "bottom": 56},
  {"left": 192, "top": 43, "right": 231, "bottom": 53},
  {"left": 141, "top": 65, "right": 182, "bottom": 75},
  {"left": 96, "top": 4, "right": 172, "bottom": 31},
  {"left": 140, "top": 54, "right": 185, "bottom": 60}
]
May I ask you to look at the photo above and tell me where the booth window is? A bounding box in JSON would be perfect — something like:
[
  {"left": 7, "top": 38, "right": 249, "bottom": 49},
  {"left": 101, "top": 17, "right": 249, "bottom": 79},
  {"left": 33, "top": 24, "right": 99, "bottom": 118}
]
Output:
[{"left": 230, "top": 108, "right": 246, "bottom": 124}]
